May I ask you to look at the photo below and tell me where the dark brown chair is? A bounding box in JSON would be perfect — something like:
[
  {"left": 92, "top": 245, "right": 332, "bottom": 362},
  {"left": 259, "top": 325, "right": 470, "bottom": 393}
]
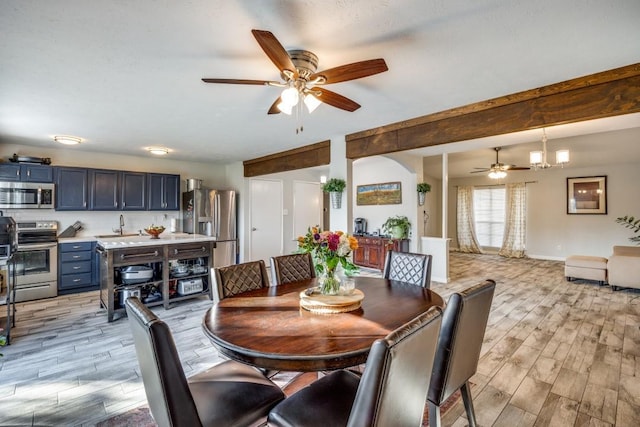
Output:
[
  {"left": 270, "top": 253, "right": 316, "bottom": 286},
  {"left": 382, "top": 250, "right": 432, "bottom": 288},
  {"left": 427, "top": 280, "right": 496, "bottom": 427},
  {"left": 268, "top": 306, "right": 443, "bottom": 427},
  {"left": 125, "top": 297, "right": 284, "bottom": 427},
  {"left": 213, "top": 260, "right": 269, "bottom": 300}
]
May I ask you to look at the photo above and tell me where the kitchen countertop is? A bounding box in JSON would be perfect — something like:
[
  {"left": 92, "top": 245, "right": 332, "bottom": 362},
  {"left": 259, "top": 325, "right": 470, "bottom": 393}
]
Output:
[{"left": 60, "top": 233, "right": 218, "bottom": 249}]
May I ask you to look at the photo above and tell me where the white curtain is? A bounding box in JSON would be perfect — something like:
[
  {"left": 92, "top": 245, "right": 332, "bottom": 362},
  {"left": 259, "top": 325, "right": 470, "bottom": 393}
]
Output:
[
  {"left": 456, "top": 186, "right": 482, "bottom": 253},
  {"left": 499, "top": 182, "right": 527, "bottom": 258}
]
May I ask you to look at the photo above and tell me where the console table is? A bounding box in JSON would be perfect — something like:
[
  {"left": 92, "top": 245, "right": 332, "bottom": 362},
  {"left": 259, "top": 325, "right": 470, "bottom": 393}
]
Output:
[{"left": 352, "top": 236, "right": 408, "bottom": 270}]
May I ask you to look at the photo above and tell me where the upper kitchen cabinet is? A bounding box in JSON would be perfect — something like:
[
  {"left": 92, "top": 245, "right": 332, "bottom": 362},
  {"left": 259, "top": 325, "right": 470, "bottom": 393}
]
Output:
[
  {"left": 89, "top": 169, "right": 119, "bottom": 210},
  {"left": 121, "top": 171, "right": 146, "bottom": 210},
  {"left": 0, "top": 163, "right": 53, "bottom": 183},
  {"left": 88, "top": 170, "right": 146, "bottom": 210},
  {"left": 55, "top": 167, "right": 89, "bottom": 210},
  {"left": 147, "top": 173, "right": 180, "bottom": 211}
]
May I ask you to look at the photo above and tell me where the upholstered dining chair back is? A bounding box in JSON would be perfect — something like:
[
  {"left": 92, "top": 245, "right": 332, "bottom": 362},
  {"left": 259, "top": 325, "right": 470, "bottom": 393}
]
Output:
[
  {"left": 126, "top": 297, "right": 285, "bottom": 427},
  {"left": 270, "top": 253, "right": 316, "bottom": 286},
  {"left": 125, "top": 297, "right": 204, "bottom": 427},
  {"left": 214, "top": 259, "right": 269, "bottom": 299},
  {"left": 382, "top": 250, "right": 432, "bottom": 288},
  {"left": 267, "top": 306, "right": 443, "bottom": 427},
  {"left": 427, "top": 279, "right": 496, "bottom": 427}
]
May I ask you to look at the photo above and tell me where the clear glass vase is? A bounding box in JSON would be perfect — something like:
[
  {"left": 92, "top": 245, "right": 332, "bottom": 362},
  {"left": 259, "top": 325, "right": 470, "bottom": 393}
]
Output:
[{"left": 318, "top": 267, "right": 341, "bottom": 295}]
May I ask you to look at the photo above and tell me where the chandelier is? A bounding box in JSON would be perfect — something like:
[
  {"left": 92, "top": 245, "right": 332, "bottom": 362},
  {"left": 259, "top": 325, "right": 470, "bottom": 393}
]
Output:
[{"left": 530, "top": 129, "right": 570, "bottom": 170}]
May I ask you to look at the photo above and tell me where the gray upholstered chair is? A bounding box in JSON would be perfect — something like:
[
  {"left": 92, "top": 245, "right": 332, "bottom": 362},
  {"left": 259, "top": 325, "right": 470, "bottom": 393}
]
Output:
[
  {"left": 125, "top": 297, "right": 284, "bottom": 427},
  {"left": 427, "top": 279, "right": 496, "bottom": 427},
  {"left": 382, "top": 250, "right": 432, "bottom": 288},
  {"left": 267, "top": 306, "right": 443, "bottom": 427},
  {"left": 270, "top": 253, "right": 316, "bottom": 286},
  {"left": 213, "top": 259, "right": 269, "bottom": 300}
]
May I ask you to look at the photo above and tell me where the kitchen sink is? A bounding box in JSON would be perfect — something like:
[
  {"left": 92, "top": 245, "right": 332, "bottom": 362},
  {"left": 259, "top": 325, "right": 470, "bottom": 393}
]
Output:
[{"left": 95, "top": 233, "right": 141, "bottom": 238}]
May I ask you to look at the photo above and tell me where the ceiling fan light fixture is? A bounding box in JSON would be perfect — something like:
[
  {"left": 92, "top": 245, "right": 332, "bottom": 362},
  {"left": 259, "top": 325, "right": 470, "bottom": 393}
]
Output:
[
  {"left": 488, "top": 170, "right": 507, "bottom": 179},
  {"left": 304, "top": 93, "right": 321, "bottom": 113},
  {"left": 277, "top": 101, "right": 293, "bottom": 115},
  {"left": 280, "top": 87, "right": 299, "bottom": 107},
  {"left": 54, "top": 135, "right": 82, "bottom": 145}
]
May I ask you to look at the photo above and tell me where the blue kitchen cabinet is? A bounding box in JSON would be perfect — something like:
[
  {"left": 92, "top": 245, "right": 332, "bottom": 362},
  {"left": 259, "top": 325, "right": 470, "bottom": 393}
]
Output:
[
  {"left": 121, "top": 171, "right": 147, "bottom": 210},
  {"left": 0, "top": 163, "right": 53, "bottom": 182},
  {"left": 58, "top": 241, "right": 99, "bottom": 294},
  {"left": 147, "top": 173, "right": 180, "bottom": 210},
  {"left": 89, "top": 169, "right": 119, "bottom": 210},
  {"left": 89, "top": 169, "right": 146, "bottom": 210},
  {"left": 55, "top": 167, "right": 89, "bottom": 210}
]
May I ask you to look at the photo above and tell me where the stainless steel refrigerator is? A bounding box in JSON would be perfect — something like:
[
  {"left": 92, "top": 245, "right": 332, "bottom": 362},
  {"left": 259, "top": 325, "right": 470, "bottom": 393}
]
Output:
[{"left": 182, "top": 189, "right": 237, "bottom": 268}]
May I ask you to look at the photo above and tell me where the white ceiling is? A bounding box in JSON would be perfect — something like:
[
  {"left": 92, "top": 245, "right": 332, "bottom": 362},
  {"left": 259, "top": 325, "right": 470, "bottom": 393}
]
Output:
[{"left": 1, "top": 0, "right": 639, "bottom": 166}]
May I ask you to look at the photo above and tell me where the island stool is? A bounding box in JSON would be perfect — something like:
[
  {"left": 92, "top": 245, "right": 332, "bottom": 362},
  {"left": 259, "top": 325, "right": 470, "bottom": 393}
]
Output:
[{"left": 565, "top": 255, "right": 608, "bottom": 286}]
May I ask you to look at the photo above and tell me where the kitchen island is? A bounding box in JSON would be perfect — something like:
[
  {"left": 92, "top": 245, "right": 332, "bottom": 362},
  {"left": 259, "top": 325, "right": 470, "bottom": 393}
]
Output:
[{"left": 97, "top": 233, "right": 217, "bottom": 322}]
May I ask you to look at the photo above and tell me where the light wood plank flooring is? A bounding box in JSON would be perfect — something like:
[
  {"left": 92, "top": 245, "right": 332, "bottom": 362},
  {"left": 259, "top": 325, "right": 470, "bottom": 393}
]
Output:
[{"left": 1, "top": 252, "right": 639, "bottom": 426}]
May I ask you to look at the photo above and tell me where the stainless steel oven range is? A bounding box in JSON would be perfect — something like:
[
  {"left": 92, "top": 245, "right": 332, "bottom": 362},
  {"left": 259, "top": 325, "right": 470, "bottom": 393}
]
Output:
[{"left": 14, "top": 220, "right": 58, "bottom": 302}]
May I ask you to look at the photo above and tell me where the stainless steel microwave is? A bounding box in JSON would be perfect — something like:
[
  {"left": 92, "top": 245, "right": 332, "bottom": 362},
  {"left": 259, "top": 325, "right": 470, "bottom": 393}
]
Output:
[{"left": 0, "top": 182, "right": 55, "bottom": 209}]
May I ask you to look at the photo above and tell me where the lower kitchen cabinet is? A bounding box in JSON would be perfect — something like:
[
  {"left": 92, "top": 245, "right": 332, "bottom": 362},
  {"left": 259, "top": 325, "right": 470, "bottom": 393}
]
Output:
[
  {"left": 58, "top": 241, "right": 99, "bottom": 294},
  {"left": 352, "top": 236, "right": 409, "bottom": 270}
]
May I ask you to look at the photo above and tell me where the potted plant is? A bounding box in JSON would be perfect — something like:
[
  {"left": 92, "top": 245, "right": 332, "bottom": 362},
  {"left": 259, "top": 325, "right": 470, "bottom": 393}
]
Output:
[
  {"left": 616, "top": 215, "right": 640, "bottom": 244},
  {"left": 382, "top": 215, "right": 411, "bottom": 239},
  {"left": 322, "top": 178, "right": 346, "bottom": 209},
  {"left": 417, "top": 182, "right": 431, "bottom": 206}
]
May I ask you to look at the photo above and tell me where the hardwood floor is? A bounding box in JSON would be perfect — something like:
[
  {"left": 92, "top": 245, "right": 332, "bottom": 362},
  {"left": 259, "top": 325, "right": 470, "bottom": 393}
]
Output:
[{"left": 1, "top": 252, "right": 639, "bottom": 426}]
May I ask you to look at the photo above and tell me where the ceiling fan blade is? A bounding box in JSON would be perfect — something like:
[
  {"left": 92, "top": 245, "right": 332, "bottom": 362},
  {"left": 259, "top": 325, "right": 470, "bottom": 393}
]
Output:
[
  {"left": 310, "top": 59, "right": 388, "bottom": 84},
  {"left": 267, "top": 97, "right": 282, "bottom": 115},
  {"left": 470, "top": 169, "right": 490, "bottom": 174},
  {"left": 202, "top": 78, "right": 273, "bottom": 85},
  {"left": 508, "top": 166, "right": 531, "bottom": 170},
  {"left": 251, "top": 29, "right": 298, "bottom": 78},
  {"left": 313, "top": 88, "right": 361, "bottom": 112}
]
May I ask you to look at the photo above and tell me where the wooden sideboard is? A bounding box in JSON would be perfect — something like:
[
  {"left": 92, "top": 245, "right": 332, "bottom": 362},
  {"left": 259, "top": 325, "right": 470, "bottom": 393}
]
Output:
[{"left": 352, "top": 236, "right": 409, "bottom": 270}]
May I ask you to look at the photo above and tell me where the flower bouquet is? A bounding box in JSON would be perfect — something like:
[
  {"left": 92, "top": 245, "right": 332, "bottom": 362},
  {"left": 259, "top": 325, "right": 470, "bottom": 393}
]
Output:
[{"left": 297, "top": 226, "right": 359, "bottom": 295}]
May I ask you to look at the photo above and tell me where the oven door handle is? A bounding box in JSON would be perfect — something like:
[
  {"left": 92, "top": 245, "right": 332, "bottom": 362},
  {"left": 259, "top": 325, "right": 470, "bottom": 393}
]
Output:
[{"left": 18, "top": 243, "right": 58, "bottom": 250}]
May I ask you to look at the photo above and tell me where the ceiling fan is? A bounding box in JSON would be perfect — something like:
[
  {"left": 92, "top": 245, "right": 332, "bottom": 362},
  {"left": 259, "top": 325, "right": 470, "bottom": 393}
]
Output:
[
  {"left": 201, "top": 29, "right": 388, "bottom": 115},
  {"left": 470, "top": 147, "right": 530, "bottom": 179}
]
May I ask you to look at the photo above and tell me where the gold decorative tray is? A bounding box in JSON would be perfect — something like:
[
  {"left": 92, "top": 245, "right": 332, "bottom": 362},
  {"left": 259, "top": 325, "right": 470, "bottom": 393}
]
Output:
[{"left": 299, "top": 289, "right": 364, "bottom": 314}]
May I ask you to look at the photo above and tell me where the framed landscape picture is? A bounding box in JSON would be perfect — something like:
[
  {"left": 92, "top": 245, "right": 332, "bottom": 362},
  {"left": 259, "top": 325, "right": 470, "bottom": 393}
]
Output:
[
  {"left": 356, "top": 182, "right": 402, "bottom": 205},
  {"left": 567, "top": 176, "right": 607, "bottom": 214}
]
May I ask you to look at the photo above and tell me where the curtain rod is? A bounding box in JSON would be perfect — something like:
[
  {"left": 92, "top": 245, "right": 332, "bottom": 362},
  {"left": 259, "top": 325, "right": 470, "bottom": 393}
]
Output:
[{"left": 455, "top": 180, "right": 538, "bottom": 188}]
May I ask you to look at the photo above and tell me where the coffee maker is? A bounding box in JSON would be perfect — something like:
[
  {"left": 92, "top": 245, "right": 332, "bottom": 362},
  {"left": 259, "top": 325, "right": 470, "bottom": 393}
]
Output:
[{"left": 354, "top": 218, "right": 367, "bottom": 235}]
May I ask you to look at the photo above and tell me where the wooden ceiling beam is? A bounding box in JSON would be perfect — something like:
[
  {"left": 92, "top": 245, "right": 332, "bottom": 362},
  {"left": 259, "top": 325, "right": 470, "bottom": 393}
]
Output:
[
  {"left": 346, "top": 63, "right": 640, "bottom": 159},
  {"left": 243, "top": 140, "right": 330, "bottom": 177}
]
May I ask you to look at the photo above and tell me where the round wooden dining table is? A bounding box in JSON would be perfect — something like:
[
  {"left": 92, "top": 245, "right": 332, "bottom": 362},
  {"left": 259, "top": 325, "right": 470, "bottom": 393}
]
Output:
[{"left": 201, "top": 276, "right": 444, "bottom": 372}]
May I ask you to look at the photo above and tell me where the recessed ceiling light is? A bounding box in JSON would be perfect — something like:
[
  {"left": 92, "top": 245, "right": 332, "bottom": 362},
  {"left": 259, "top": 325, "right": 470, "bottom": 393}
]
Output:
[
  {"left": 147, "top": 147, "right": 169, "bottom": 155},
  {"left": 54, "top": 135, "right": 82, "bottom": 145}
]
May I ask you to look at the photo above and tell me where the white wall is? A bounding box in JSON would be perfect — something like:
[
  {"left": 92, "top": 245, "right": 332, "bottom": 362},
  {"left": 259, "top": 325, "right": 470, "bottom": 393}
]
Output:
[
  {"left": 237, "top": 167, "right": 325, "bottom": 262},
  {"left": 352, "top": 156, "right": 420, "bottom": 251}
]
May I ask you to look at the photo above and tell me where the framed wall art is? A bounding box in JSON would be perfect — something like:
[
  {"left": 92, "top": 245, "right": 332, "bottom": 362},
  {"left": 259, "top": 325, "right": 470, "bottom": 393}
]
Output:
[
  {"left": 567, "top": 176, "right": 607, "bottom": 214},
  {"left": 356, "top": 181, "right": 402, "bottom": 205}
]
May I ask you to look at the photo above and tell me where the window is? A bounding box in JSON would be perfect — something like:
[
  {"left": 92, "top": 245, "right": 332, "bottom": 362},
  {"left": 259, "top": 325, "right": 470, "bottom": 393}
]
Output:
[{"left": 473, "top": 187, "right": 505, "bottom": 247}]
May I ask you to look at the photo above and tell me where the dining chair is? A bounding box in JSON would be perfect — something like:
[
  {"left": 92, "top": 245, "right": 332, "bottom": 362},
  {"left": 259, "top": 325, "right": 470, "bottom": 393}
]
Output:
[
  {"left": 382, "top": 250, "right": 433, "bottom": 288},
  {"left": 427, "top": 279, "right": 496, "bottom": 427},
  {"left": 124, "top": 297, "right": 285, "bottom": 427},
  {"left": 213, "top": 259, "right": 270, "bottom": 300},
  {"left": 270, "top": 253, "right": 316, "bottom": 286},
  {"left": 267, "top": 306, "right": 443, "bottom": 427}
]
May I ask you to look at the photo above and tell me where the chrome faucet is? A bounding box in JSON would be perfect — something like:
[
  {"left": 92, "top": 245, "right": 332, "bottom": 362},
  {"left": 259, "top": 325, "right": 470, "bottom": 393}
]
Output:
[{"left": 113, "top": 214, "right": 125, "bottom": 235}]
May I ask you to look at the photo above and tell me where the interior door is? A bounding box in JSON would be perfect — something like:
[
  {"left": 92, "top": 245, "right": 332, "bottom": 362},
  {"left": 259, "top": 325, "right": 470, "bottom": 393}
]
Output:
[{"left": 249, "top": 179, "right": 282, "bottom": 264}]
